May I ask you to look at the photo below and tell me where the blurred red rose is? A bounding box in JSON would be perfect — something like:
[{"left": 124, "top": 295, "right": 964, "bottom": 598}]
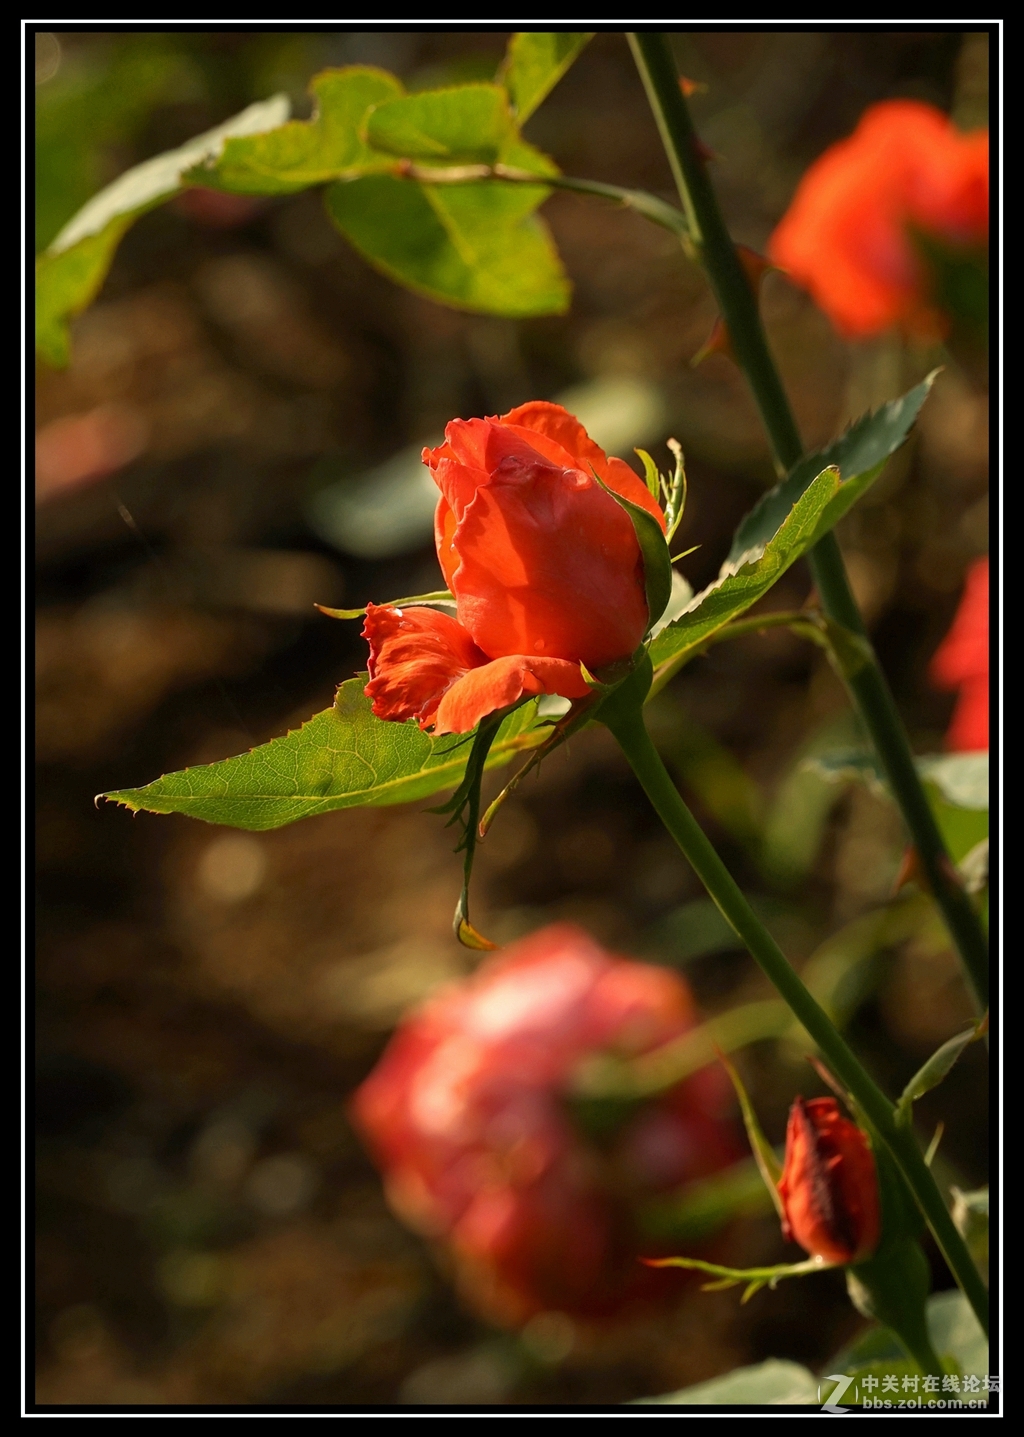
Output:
[
  {"left": 361, "top": 401, "right": 664, "bottom": 736},
  {"left": 351, "top": 923, "right": 738, "bottom": 1325},
  {"left": 930, "top": 557, "right": 989, "bottom": 752},
  {"left": 776, "top": 1097, "right": 881, "bottom": 1266},
  {"left": 769, "top": 101, "right": 988, "bottom": 339}
]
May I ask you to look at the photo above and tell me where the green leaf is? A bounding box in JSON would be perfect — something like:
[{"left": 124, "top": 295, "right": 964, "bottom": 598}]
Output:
[
  {"left": 500, "top": 33, "right": 594, "bottom": 122},
  {"left": 35, "top": 94, "right": 290, "bottom": 366},
  {"left": 363, "top": 83, "right": 513, "bottom": 164},
  {"left": 830, "top": 1289, "right": 987, "bottom": 1390},
  {"left": 324, "top": 173, "right": 569, "bottom": 317},
  {"left": 591, "top": 472, "right": 672, "bottom": 632},
  {"left": 100, "top": 679, "right": 546, "bottom": 831},
  {"left": 804, "top": 749, "right": 988, "bottom": 869},
  {"left": 192, "top": 68, "right": 402, "bottom": 194},
  {"left": 896, "top": 1022, "right": 985, "bottom": 1123},
  {"left": 636, "top": 1359, "right": 819, "bottom": 1406},
  {"left": 648, "top": 466, "right": 844, "bottom": 676},
  {"left": 916, "top": 753, "right": 988, "bottom": 810},
  {"left": 727, "top": 373, "right": 938, "bottom": 568}
]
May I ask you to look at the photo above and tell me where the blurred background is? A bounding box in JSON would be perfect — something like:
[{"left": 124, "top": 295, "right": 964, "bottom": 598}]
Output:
[{"left": 34, "top": 29, "right": 988, "bottom": 1407}]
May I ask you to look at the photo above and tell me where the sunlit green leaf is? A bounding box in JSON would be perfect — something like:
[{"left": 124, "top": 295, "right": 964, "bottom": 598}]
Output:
[
  {"left": 363, "top": 83, "right": 512, "bottom": 164},
  {"left": 101, "top": 679, "right": 547, "bottom": 830},
  {"left": 324, "top": 173, "right": 569, "bottom": 316},
  {"left": 35, "top": 94, "right": 290, "bottom": 366},
  {"left": 728, "top": 373, "right": 938, "bottom": 567},
  {"left": 500, "top": 33, "right": 593, "bottom": 122},
  {"left": 192, "top": 67, "right": 401, "bottom": 193},
  {"left": 648, "top": 466, "right": 845, "bottom": 677},
  {"left": 36, "top": 39, "right": 195, "bottom": 251}
]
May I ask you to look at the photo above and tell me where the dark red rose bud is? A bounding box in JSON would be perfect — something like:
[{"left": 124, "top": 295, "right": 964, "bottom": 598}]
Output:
[{"left": 776, "top": 1096, "right": 881, "bottom": 1266}]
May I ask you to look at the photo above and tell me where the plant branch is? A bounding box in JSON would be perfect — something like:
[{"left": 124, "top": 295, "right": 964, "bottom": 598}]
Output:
[
  {"left": 627, "top": 32, "right": 987, "bottom": 1011},
  {"left": 599, "top": 671, "right": 988, "bottom": 1337},
  {"left": 397, "top": 160, "right": 691, "bottom": 238}
]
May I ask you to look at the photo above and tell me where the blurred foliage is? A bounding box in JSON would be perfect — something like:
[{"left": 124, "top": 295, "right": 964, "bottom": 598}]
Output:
[{"left": 34, "top": 27, "right": 988, "bottom": 1410}]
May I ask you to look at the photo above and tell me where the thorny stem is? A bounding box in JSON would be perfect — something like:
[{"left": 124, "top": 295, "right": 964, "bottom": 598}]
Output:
[
  {"left": 627, "top": 33, "right": 988, "bottom": 1013},
  {"left": 599, "top": 667, "right": 988, "bottom": 1337}
]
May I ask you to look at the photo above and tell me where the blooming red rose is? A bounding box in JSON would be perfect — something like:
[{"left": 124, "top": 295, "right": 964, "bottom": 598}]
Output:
[
  {"left": 350, "top": 923, "right": 738, "bottom": 1324},
  {"left": 776, "top": 1096, "right": 881, "bottom": 1266},
  {"left": 769, "top": 101, "right": 988, "bottom": 339},
  {"left": 929, "top": 557, "right": 989, "bottom": 752},
  {"left": 361, "top": 402, "right": 665, "bottom": 736}
]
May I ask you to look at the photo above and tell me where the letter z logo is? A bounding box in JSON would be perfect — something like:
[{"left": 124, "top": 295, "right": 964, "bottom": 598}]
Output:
[{"left": 819, "top": 1374, "right": 856, "bottom": 1413}]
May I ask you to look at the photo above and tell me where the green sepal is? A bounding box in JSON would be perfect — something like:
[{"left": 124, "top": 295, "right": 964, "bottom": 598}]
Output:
[
  {"left": 635, "top": 447, "right": 662, "bottom": 501},
  {"left": 715, "top": 1049, "right": 785, "bottom": 1217},
  {"left": 644, "top": 1253, "right": 834, "bottom": 1304},
  {"left": 589, "top": 470, "right": 672, "bottom": 633},
  {"left": 429, "top": 709, "right": 512, "bottom": 949}
]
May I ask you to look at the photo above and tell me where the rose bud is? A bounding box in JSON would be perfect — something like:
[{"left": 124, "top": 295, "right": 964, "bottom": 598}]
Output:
[
  {"left": 776, "top": 1097, "right": 881, "bottom": 1266},
  {"left": 769, "top": 100, "right": 988, "bottom": 339},
  {"left": 361, "top": 401, "right": 666, "bottom": 736},
  {"left": 929, "top": 557, "right": 989, "bottom": 753},
  {"left": 350, "top": 923, "right": 738, "bottom": 1325}
]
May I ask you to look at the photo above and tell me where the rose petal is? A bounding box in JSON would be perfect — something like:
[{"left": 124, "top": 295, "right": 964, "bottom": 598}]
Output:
[
  {"left": 433, "top": 654, "right": 590, "bottom": 735},
  {"left": 362, "top": 604, "right": 486, "bottom": 730}
]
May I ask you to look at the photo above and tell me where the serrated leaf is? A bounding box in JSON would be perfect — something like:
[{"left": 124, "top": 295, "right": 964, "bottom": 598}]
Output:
[
  {"left": 500, "top": 33, "right": 593, "bottom": 122},
  {"left": 648, "top": 466, "right": 843, "bottom": 677},
  {"left": 324, "top": 173, "right": 569, "bottom": 317},
  {"left": 363, "top": 83, "right": 513, "bottom": 164},
  {"left": 192, "top": 68, "right": 402, "bottom": 194},
  {"left": 728, "top": 373, "right": 938, "bottom": 567},
  {"left": 101, "top": 678, "right": 546, "bottom": 831},
  {"left": 35, "top": 94, "right": 290, "bottom": 365}
]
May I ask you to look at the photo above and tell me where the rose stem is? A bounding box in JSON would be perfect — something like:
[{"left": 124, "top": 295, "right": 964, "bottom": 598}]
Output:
[
  {"left": 627, "top": 32, "right": 988, "bottom": 1013},
  {"left": 599, "top": 659, "right": 989, "bottom": 1337}
]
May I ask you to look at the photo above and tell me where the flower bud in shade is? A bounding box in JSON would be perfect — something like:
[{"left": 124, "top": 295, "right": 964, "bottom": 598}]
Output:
[
  {"left": 776, "top": 1097, "right": 881, "bottom": 1266},
  {"left": 350, "top": 924, "right": 738, "bottom": 1325},
  {"left": 929, "top": 557, "right": 989, "bottom": 752},
  {"left": 360, "top": 402, "right": 666, "bottom": 736},
  {"left": 769, "top": 101, "right": 988, "bottom": 339}
]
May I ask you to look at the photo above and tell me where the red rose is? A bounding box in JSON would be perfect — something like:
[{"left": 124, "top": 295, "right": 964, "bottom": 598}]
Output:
[
  {"left": 776, "top": 1096, "right": 881, "bottom": 1266},
  {"left": 929, "top": 557, "right": 989, "bottom": 752},
  {"left": 769, "top": 101, "right": 988, "bottom": 339},
  {"left": 361, "top": 401, "right": 665, "bottom": 735},
  {"left": 350, "top": 923, "right": 737, "bottom": 1324}
]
